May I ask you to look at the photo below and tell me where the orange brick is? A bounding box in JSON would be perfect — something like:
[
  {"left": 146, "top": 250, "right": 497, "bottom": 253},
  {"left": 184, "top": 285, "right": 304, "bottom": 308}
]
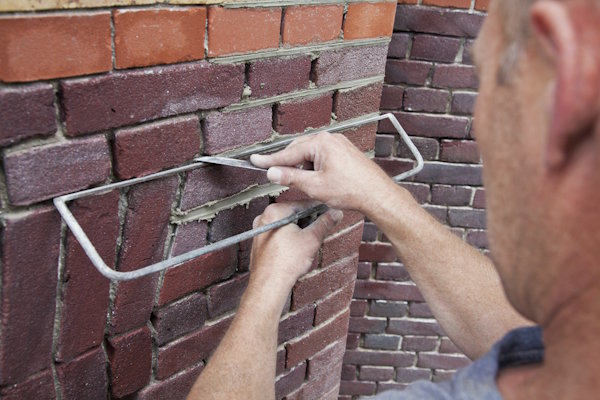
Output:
[
  {"left": 423, "top": 0, "right": 471, "bottom": 8},
  {"left": 475, "top": 0, "right": 490, "bottom": 11},
  {"left": 344, "top": 2, "right": 397, "bottom": 40},
  {"left": 282, "top": 5, "right": 344, "bottom": 46},
  {"left": 207, "top": 7, "right": 281, "bottom": 57},
  {"left": 0, "top": 13, "right": 111, "bottom": 83},
  {"left": 114, "top": 7, "right": 206, "bottom": 69}
]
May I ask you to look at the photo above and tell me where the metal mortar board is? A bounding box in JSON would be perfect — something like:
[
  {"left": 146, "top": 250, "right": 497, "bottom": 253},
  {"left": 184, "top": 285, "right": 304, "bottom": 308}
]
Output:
[{"left": 53, "top": 113, "right": 424, "bottom": 281}]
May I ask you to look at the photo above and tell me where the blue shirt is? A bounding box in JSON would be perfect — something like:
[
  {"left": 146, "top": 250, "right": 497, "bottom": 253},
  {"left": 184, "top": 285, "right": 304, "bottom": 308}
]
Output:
[{"left": 372, "top": 326, "right": 544, "bottom": 399}]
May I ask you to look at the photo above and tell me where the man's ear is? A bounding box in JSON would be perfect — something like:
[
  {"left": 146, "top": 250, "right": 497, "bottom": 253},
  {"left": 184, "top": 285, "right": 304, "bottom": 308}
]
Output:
[{"left": 530, "top": 1, "right": 600, "bottom": 169}]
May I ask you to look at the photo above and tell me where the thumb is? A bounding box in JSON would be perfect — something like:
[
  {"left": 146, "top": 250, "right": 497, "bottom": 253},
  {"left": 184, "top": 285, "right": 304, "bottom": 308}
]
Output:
[{"left": 304, "top": 209, "right": 344, "bottom": 244}]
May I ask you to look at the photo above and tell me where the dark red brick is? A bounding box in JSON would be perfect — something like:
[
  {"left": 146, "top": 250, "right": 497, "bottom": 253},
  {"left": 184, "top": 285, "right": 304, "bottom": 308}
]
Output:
[
  {"left": 0, "top": 369, "right": 55, "bottom": 400},
  {"left": 375, "top": 263, "right": 411, "bottom": 281},
  {"left": 60, "top": 62, "right": 244, "bottom": 135},
  {"left": 388, "top": 319, "right": 444, "bottom": 336},
  {"left": 451, "top": 92, "right": 477, "bottom": 114},
  {"left": 208, "top": 272, "right": 249, "bottom": 318},
  {"left": 448, "top": 208, "right": 486, "bottom": 228},
  {"left": 349, "top": 316, "right": 386, "bottom": 333},
  {"left": 354, "top": 281, "right": 424, "bottom": 302},
  {"left": 274, "top": 93, "right": 332, "bottom": 135},
  {"left": 0, "top": 208, "right": 60, "bottom": 385},
  {"left": 424, "top": 205, "right": 448, "bottom": 223},
  {"left": 409, "top": 302, "right": 434, "bottom": 318},
  {"left": 431, "top": 185, "right": 472, "bottom": 206},
  {"left": 396, "top": 367, "right": 431, "bottom": 383},
  {"left": 418, "top": 353, "right": 470, "bottom": 370},
  {"left": 385, "top": 60, "right": 432, "bottom": 85},
  {"left": 433, "top": 369, "right": 457, "bottom": 382},
  {"left": 440, "top": 140, "right": 480, "bottom": 163},
  {"left": 380, "top": 112, "right": 469, "bottom": 139},
  {"left": 388, "top": 33, "right": 410, "bottom": 58},
  {"left": 56, "top": 347, "right": 108, "bottom": 400},
  {"left": 275, "top": 362, "right": 306, "bottom": 399},
  {"left": 432, "top": 64, "right": 478, "bottom": 89},
  {"left": 369, "top": 300, "right": 408, "bottom": 318},
  {"left": 203, "top": 106, "right": 272, "bottom": 154},
  {"left": 300, "top": 339, "right": 346, "bottom": 398},
  {"left": 0, "top": 83, "right": 56, "bottom": 147},
  {"left": 402, "top": 336, "right": 438, "bottom": 352},
  {"left": 380, "top": 85, "right": 404, "bottom": 110},
  {"left": 359, "top": 242, "right": 396, "bottom": 262},
  {"left": 359, "top": 366, "right": 395, "bottom": 381},
  {"left": 277, "top": 348, "right": 286, "bottom": 375},
  {"left": 114, "top": 115, "right": 201, "bottom": 179},
  {"left": 57, "top": 191, "right": 119, "bottom": 362},
  {"left": 375, "top": 134, "right": 394, "bottom": 157},
  {"left": 292, "top": 255, "right": 358, "bottom": 310},
  {"left": 378, "top": 382, "right": 409, "bottom": 391},
  {"left": 343, "top": 350, "right": 414, "bottom": 367},
  {"left": 341, "top": 364, "right": 356, "bottom": 381},
  {"left": 4, "top": 136, "right": 111, "bottom": 206},
  {"left": 400, "top": 182, "right": 431, "bottom": 204},
  {"left": 394, "top": 5, "right": 485, "bottom": 38},
  {"left": 109, "top": 177, "right": 178, "bottom": 334},
  {"left": 339, "top": 380, "right": 376, "bottom": 396},
  {"left": 334, "top": 82, "right": 383, "bottom": 121},
  {"left": 314, "top": 282, "right": 355, "bottom": 325},
  {"left": 404, "top": 88, "right": 449, "bottom": 113},
  {"left": 209, "top": 197, "right": 269, "bottom": 241},
  {"left": 396, "top": 136, "right": 440, "bottom": 161},
  {"left": 462, "top": 39, "right": 476, "bottom": 64},
  {"left": 362, "top": 223, "right": 379, "bottom": 242},
  {"left": 341, "top": 123, "right": 377, "bottom": 152},
  {"left": 350, "top": 299, "right": 368, "bottom": 317},
  {"left": 472, "top": 188, "right": 486, "bottom": 209},
  {"left": 439, "top": 338, "right": 461, "bottom": 354},
  {"left": 363, "top": 334, "right": 400, "bottom": 351},
  {"left": 107, "top": 326, "right": 152, "bottom": 398},
  {"left": 286, "top": 309, "right": 349, "bottom": 368},
  {"left": 313, "top": 45, "right": 388, "bottom": 86},
  {"left": 346, "top": 333, "right": 360, "bottom": 349},
  {"left": 279, "top": 305, "right": 315, "bottom": 345},
  {"left": 136, "top": 363, "right": 204, "bottom": 400},
  {"left": 157, "top": 316, "right": 233, "bottom": 379},
  {"left": 321, "top": 222, "right": 364, "bottom": 268},
  {"left": 248, "top": 55, "right": 311, "bottom": 98},
  {"left": 159, "top": 246, "right": 237, "bottom": 306},
  {"left": 170, "top": 221, "right": 208, "bottom": 256},
  {"left": 412, "top": 162, "right": 483, "bottom": 186},
  {"left": 411, "top": 34, "right": 461, "bottom": 63},
  {"left": 153, "top": 293, "right": 208, "bottom": 346},
  {"left": 466, "top": 230, "right": 488, "bottom": 249}
]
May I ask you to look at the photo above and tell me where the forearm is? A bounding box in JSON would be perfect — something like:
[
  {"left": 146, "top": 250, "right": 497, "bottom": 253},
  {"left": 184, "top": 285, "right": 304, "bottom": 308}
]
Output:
[
  {"left": 363, "top": 180, "right": 532, "bottom": 359},
  {"left": 187, "top": 278, "right": 289, "bottom": 400}
]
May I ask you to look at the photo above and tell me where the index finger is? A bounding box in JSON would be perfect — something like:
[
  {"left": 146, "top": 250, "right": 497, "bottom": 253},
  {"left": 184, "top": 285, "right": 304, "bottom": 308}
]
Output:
[{"left": 250, "top": 135, "right": 318, "bottom": 169}]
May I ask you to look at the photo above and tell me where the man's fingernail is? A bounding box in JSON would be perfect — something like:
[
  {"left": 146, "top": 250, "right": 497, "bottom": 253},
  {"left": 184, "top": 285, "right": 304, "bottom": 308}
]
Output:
[
  {"left": 331, "top": 209, "right": 344, "bottom": 222},
  {"left": 267, "top": 167, "right": 282, "bottom": 183}
]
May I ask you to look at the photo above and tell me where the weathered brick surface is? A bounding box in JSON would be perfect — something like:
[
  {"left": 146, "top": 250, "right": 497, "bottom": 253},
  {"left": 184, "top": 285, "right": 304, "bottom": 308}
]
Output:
[
  {"left": 385, "top": 59, "right": 433, "bottom": 85},
  {"left": 0, "top": 13, "right": 111, "bottom": 82},
  {"left": 343, "top": 2, "right": 396, "bottom": 40},
  {"left": 209, "top": 197, "right": 269, "bottom": 242},
  {"left": 300, "top": 339, "right": 346, "bottom": 398},
  {"left": 157, "top": 316, "right": 233, "bottom": 379},
  {"left": 376, "top": 263, "right": 411, "bottom": 281},
  {"left": 370, "top": 300, "right": 409, "bottom": 318},
  {"left": 109, "top": 177, "right": 178, "bottom": 335},
  {"left": 334, "top": 82, "right": 383, "bottom": 121},
  {"left": 418, "top": 353, "right": 471, "bottom": 370},
  {"left": 341, "top": 123, "right": 378, "bottom": 152},
  {"left": 440, "top": 139, "right": 480, "bottom": 163},
  {"left": 0, "top": 83, "right": 56, "bottom": 147},
  {"left": 380, "top": 85, "right": 404, "bottom": 110},
  {"left": 349, "top": 316, "right": 387, "bottom": 334},
  {"left": 354, "top": 281, "right": 424, "bottom": 302},
  {"left": 433, "top": 64, "right": 479, "bottom": 89},
  {"left": 56, "top": 191, "right": 119, "bottom": 362},
  {"left": 403, "top": 88, "right": 449, "bottom": 113},
  {"left": 282, "top": 5, "right": 344, "bottom": 46},
  {"left": 207, "top": 7, "right": 281, "bottom": 56},
  {"left": 413, "top": 162, "right": 483, "bottom": 185},
  {"left": 380, "top": 112, "right": 469, "bottom": 139},
  {"left": 274, "top": 93, "right": 333, "bottom": 135},
  {"left": 388, "top": 33, "right": 410, "bottom": 59},
  {"left": 364, "top": 334, "right": 400, "bottom": 351},
  {"left": 108, "top": 326, "right": 152, "bottom": 398},
  {"left": 321, "top": 222, "right": 365, "bottom": 268},
  {"left": 411, "top": 34, "right": 461, "bottom": 63},
  {"left": 275, "top": 363, "right": 306, "bottom": 399},
  {"left": 248, "top": 56, "right": 311, "bottom": 98},
  {"left": 114, "top": 115, "right": 201, "bottom": 179},
  {"left": 4, "top": 136, "right": 111, "bottom": 206},
  {"left": 313, "top": 45, "right": 388, "bottom": 86},
  {"left": 0, "top": 208, "right": 61, "bottom": 385},
  {"left": 452, "top": 92, "right": 477, "bottom": 114},
  {"left": 56, "top": 347, "right": 108, "bottom": 400},
  {"left": 394, "top": 5, "right": 485, "bottom": 37},
  {"left": 153, "top": 293, "right": 209, "bottom": 346},
  {"left": 279, "top": 305, "right": 315, "bottom": 345},
  {"left": 431, "top": 185, "right": 472, "bottom": 206},
  {"left": 114, "top": 7, "right": 206, "bottom": 69},
  {"left": 0, "top": 370, "right": 55, "bottom": 400},
  {"left": 207, "top": 272, "right": 249, "bottom": 318},
  {"left": 136, "top": 363, "right": 204, "bottom": 400},
  {"left": 360, "top": 366, "right": 395, "bottom": 381},
  {"left": 61, "top": 62, "right": 244, "bottom": 135},
  {"left": 314, "top": 282, "right": 355, "bottom": 325},
  {"left": 343, "top": 350, "right": 414, "bottom": 367},
  {"left": 203, "top": 106, "right": 273, "bottom": 154}
]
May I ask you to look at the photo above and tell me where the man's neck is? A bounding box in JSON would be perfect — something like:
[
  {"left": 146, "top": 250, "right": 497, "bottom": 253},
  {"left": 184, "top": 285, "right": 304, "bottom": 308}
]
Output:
[{"left": 498, "top": 284, "right": 600, "bottom": 399}]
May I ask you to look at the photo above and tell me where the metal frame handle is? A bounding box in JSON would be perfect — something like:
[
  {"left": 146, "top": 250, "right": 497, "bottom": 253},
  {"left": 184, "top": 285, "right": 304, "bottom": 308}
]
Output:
[{"left": 53, "top": 113, "right": 423, "bottom": 281}]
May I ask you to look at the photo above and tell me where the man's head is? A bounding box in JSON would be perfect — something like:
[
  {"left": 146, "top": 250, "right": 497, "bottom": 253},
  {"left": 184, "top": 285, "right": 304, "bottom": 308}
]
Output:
[{"left": 473, "top": 0, "right": 600, "bottom": 324}]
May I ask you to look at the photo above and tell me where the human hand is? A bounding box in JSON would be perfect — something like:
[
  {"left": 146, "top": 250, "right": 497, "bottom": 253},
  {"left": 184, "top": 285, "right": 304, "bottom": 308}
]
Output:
[
  {"left": 250, "top": 132, "right": 392, "bottom": 213},
  {"left": 249, "top": 201, "right": 343, "bottom": 293}
]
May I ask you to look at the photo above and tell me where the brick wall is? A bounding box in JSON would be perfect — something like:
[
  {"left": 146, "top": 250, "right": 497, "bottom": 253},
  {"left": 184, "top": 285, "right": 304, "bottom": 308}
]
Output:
[
  {"left": 339, "top": 1, "right": 488, "bottom": 398},
  {"left": 0, "top": 2, "right": 394, "bottom": 399}
]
